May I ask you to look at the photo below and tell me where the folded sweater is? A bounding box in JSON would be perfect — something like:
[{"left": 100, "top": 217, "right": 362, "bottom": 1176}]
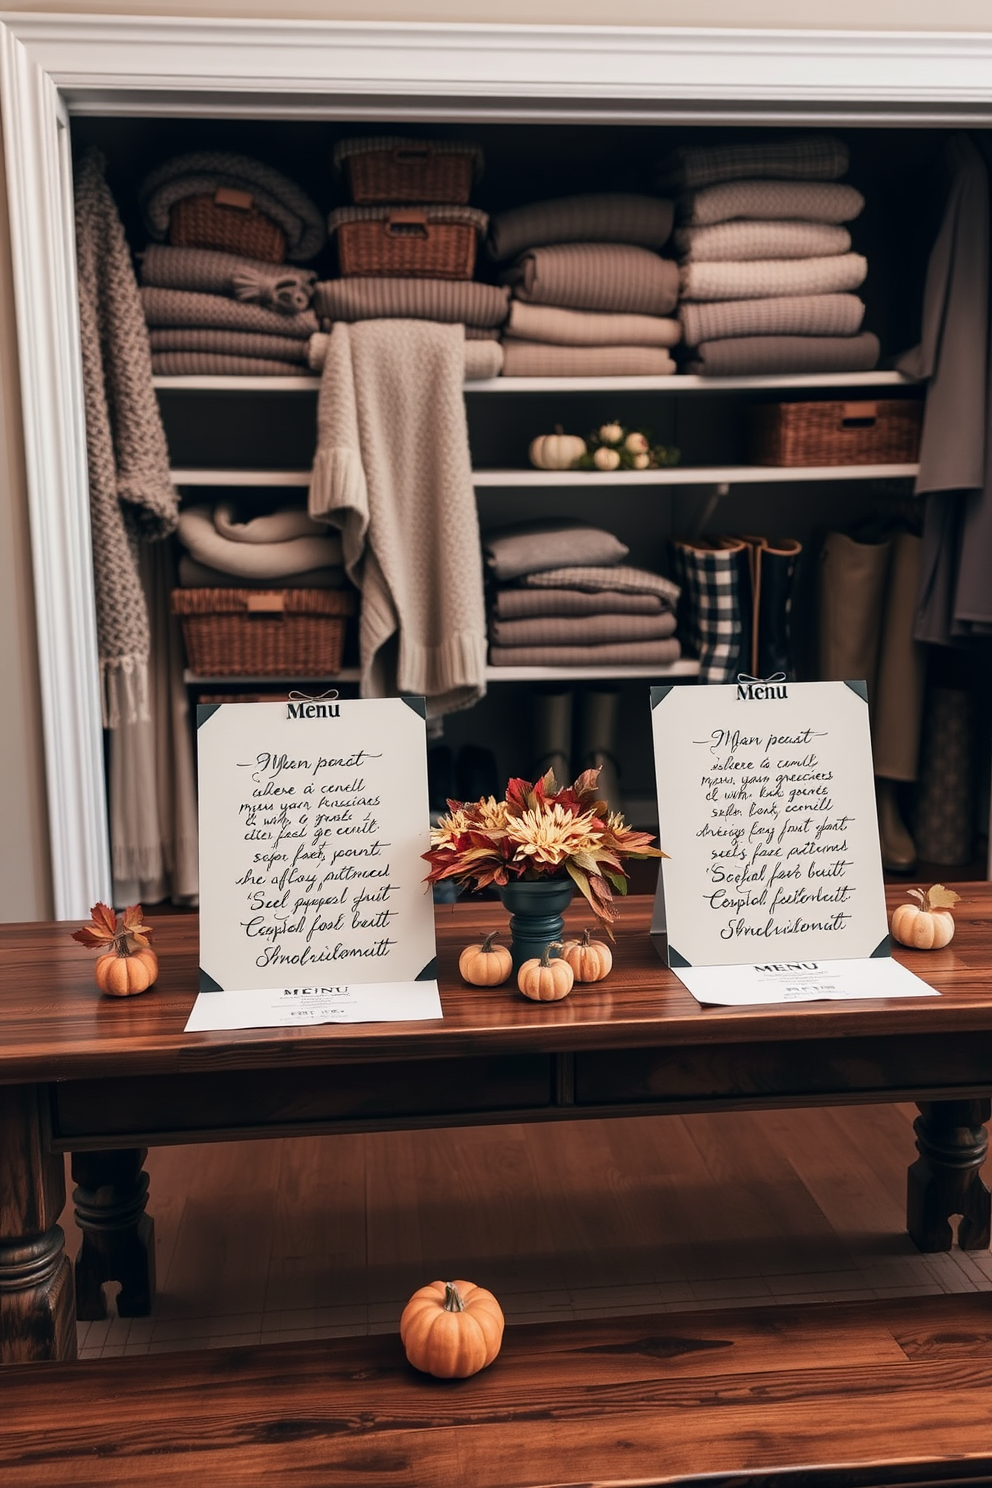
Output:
[
  {"left": 502, "top": 341, "right": 676, "bottom": 378},
  {"left": 152, "top": 353, "right": 306, "bottom": 377},
  {"left": 506, "top": 301, "right": 681, "bottom": 348},
  {"left": 658, "top": 135, "right": 850, "bottom": 190},
  {"left": 520, "top": 564, "right": 680, "bottom": 605},
  {"left": 148, "top": 328, "right": 309, "bottom": 364},
  {"left": 314, "top": 276, "right": 510, "bottom": 327},
  {"left": 487, "top": 192, "right": 673, "bottom": 261},
  {"left": 680, "top": 293, "right": 865, "bottom": 346},
  {"left": 680, "top": 253, "right": 868, "bottom": 302},
  {"left": 489, "top": 638, "right": 681, "bottom": 668},
  {"left": 677, "top": 179, "right": 864, "bottom": 227},
  {"left": 491, "top": 586, "right": 665, "bottom": 619},
  {"left": 484, "top": 522, "right": 629, "bottom": 582},
  {"left": 685, "top": 331, "right": 880, "bottom": 377},
  {"left": 673, "top": 220, "right": 851, "bottom": 263},
  {"left": 489, "top": 610, "right": 677, "bottom": 647},
  {"left": 141, "top": 286, "right": 318, "bottom": 338},
  {"left": 140, "top": 244, "right": 316, "bottom": 312},
  {"left": 503, "top": 244, "right": 680, "bottom": 316}
]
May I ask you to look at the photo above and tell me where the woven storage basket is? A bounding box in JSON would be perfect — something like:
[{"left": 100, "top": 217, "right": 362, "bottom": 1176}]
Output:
[
  {"left": 750, "top": 399, "right": 923, "bottom": 467},
  {"left": 171, "top": 588, "right": 356, "bottom": 677},
  {"left": 333, "top": 137, "right": 482, "bottom": 205},
  {"left": 170, "top": 191, "right": 287, "bottom": 264},
  {"left": 328, "top": 205, "right": 487, "bottom": 280}
]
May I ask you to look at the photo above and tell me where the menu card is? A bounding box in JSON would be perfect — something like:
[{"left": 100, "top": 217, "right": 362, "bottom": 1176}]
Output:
[{"left": 194, "top": 695, "right": 437, "bottom": 997}]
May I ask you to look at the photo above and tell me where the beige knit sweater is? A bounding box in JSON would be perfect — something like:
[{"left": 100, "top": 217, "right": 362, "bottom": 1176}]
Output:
[{"left": 308, "top": 321, "right": 487, "bottom": 719}]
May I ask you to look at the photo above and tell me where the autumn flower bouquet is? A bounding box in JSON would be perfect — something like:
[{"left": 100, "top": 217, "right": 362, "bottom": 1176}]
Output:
[{"left": 423, "top": 768, "right": 664, "bottom": 928}]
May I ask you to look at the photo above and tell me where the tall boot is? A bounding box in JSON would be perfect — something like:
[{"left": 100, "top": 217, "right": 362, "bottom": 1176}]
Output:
[
  {"left": 746, "top": 537, "right": 802, "bottom": 679},
  {"left": 817, "top": 530, "right": 891, "bottom": 692},
  {"left": 872, "top": 531, "right": 926, "bottom": 872},
  {"left": 914, "top": 685, "right": 977, "bottom": 866},
  {"left": 671, "top": 537, "right": 750, "bottom": 684},
  {"left": 578, "top": 688, "right": 622, "bottom": 816},
  {"left": 533, "top": 689, "right": 572, "bottom": 790}
]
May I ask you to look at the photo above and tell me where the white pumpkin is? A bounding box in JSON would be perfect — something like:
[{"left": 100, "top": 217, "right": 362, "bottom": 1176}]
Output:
[
  {"left": 529, "top": 427, "right": 586, "bottom": 471},
  {"left": 890, "top": 885, "right": 960, "bottom": 950},
  {"left": 598, "top": 422, "right": 623, "bottom": 444},
  {"left": 625, "top": 431, "right": 649, "bottom": 454},
  {"left": 594, "top": 446, "right": 621, "bottom": 471}
]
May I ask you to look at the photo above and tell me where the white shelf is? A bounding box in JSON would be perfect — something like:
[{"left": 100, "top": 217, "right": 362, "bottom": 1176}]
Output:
[
  {"left": 154, "top": 375, "right": 318, "bottom": 392},
  {"left": 473, "top": 464, "right": 920, "bottom": 487},
  {"left": 172, "top": 469, "right": 312, "bottom": 486},
  {"left": 154, "top": 370, "right": 918, "bottom": 396},
  {"left": 185, "top": 661, "right": 698, "bottom": 686}
]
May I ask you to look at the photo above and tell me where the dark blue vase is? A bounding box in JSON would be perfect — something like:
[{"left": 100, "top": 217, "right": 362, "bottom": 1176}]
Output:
[{"left": 498, "top": 878, "right": 575, "bottom": 972}]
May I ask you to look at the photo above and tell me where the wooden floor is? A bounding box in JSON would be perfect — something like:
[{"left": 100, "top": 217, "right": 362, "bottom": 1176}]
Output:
[{"left": 67, "top": 1104, "right": 992, "bottom": 1359}]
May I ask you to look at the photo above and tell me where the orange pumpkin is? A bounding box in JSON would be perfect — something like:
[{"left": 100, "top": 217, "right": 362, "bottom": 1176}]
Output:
[
  {"left": 72, "top": 902, "right": 159, "bottom": 998},
  {"left": 400, "top": 1279, "right": 504, "bottom": 1378},
  {"left": 459, "top": 932, "right": 513, "bottom": 987},
  {"left": 517, "top": 941, "right": 574, "bottom": 1002},
  {"left": 95, "top": 946, "right": 159, "bottom": 997},
  {"left": 562, "top": 927, "right": 613, "bottom": 983}
]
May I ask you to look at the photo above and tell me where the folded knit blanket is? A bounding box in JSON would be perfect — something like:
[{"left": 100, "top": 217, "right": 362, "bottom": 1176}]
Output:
[
  {"left": 152, "top": 353, "right": 306, "bottom": 377},
  {"left": 489, "top": 638, "right": 681, "bottom": 668},
  {"left": 520, "top": 564, "right": 681, "bottom": 605},
  {"left": 487, "top": 193, "right": 674, "bottom": 261},
  {"left": 680, "top": 253, "right": 868, "bottom": 302},
  {"left": 686, "top": 331, "right": 880, "bottom": 377},
  {"left": 139, "top": 151, "right": 325, "bottom": 262},
  {"left": 177, "top": 504, "right": 344, "bottom": 576},
  {"left": 503, "top": 244, "right": 680, "bottom": 315},
  {"left": 484, "top": 523, "right": 629, "bottom": 582},
  {"left": 140, "top": 244, "right": 316, "bottom": 312},
  {"left": 680, "top": 293, "right": 865, "bottom": 346},
  {"left": 314, "top": 277, "right": 510, "bottom": 327},
  {"left": 502, "top": 341, "right": 676, "bottom": 378},
  {"left": 492, "top": 586, "right": 665, "bottom": 619},
  {"left": 673, "top": 220, "right": 851, "bottom": 263},
  {"left": 489, "top": 611, "right": 678, "bottom": 647},
  {"left": 506, "top": 301, "right": 681, "bottom": 348},
  {"left": 178, "top": 554, "right": 349, "bottom": 589},
  {"left": 658, "top": 135, "right": 850, "bottom": 190},
  {"left": 212, "top": 502, "right": 326, "bottom": 543},
  {"left": 308, "top": 320, "right": 487, "bottom": 718},
  {"left": 307, "top": 329, "right": 504, "bottom": 381},
  {"left": 677, "top": 179, "right": 864, "bottom": 227},
  {"left": 149, "top": 328, "right": 309, "bottom": 364},
  {"left": 141, "top": 286, "right": 318, "bottom": 338}
]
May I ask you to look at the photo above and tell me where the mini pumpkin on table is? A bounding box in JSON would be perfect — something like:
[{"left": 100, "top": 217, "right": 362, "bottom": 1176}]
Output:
[
  {"left": 890, "top": 885, "right": 961, "bottom": 950},
  {"left": 71, "top": 901, "right": 159, "bottom": 996}
]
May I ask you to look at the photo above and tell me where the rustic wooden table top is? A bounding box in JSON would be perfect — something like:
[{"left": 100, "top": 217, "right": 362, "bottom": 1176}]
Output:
[{"left": 1, "top": 885, "right": 991, "bottom": 1084}]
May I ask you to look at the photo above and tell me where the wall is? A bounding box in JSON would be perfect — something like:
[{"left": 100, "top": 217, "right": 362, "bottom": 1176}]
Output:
[{"left": 1, "top": 2, "right": 989, "bottom": 920}]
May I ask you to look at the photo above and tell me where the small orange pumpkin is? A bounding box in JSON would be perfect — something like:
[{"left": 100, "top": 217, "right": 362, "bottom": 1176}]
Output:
[
  {"left": 95, "top": 946, "right": 159, "bottom": 997},
  {"left": 517, "top": 941, "right": 574, "bottom": 1002},
  {"left": 400, "top": 1279, "right": 504, "bottom": 1379},
  {"left": 72, "top": 902, "right": 159, "bottom": 997},
  {"left": 562, "top": 927, "right": 613, "bottom": 983},
  {"left": 890, "top": 885, "right": 960, "bottom": 951},
  {"left": 459, "top": 932, "right": 513, "bottom": 987}
]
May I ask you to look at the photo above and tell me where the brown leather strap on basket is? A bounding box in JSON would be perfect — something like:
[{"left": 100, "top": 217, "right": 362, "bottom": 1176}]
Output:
[
  {"left": 213, "top": 187, "right": 254, "bottom": 212},
  {"left": 841, "top": 402, "right": 878, "bottom": 428},
  {"left": 245, "top": 593, "right": 285, "bottom": 615},
  {"left": 385, "top": 208, "right": 429, "bottom": 238}
]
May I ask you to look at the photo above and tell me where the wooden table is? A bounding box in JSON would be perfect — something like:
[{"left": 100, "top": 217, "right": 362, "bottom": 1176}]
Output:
[{"left": 3, "top": 887, "right": 992, "bottom": 1366}]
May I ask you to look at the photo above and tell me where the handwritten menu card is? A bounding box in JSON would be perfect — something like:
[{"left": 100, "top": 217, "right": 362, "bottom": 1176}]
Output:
[
  {"left": 194, "top": 696, "right": 437, "bottom": 1000},
  {"left": 651, "top": 680, "right": 892, "bottom": 972}
]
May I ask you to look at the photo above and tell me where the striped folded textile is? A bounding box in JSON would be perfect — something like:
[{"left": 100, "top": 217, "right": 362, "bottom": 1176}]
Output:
[
  {"left": 489, "top": 611, "right": 677, "bottom": 647},
  {"left": 502, "top": 341, "right": 676, "bottom": 378},
  {"left": 489, "top": 638, "right": 681, "bottom": 668},
  {"left": 140, "top": 244, "right": 316, "bottom": 312},
  {"left": 680, "top": 293, "right": 865, "bottom": 345},
  {"left": 149, "top": 328, "right": 309, "bottom": 363},
  {"left": 673, "top": 220, "right": 851, "bottom": 263},
  {"left": 487, "top": 193, "right": 674, "bottom": 261},
  {"left": 658, "top": 135, "right": 850, "bottom": 191},
  {"left": 502, "top": 244, "right": 680, "bottom": 315},
  {"left": 152, "top": 353, "right": 306, "bottom": 376},
  {"left": 680, "top": 253, "right": 868, "bottom": 302},
  {"left": 141, "top": 285, "right": 317, "bottom": 337},
  {"left": 519, "top": 564, "right": 680, "bottom": 606},
  {"left": 491, "top": 587, "right": 666, "bottom": 619},
  {"left": 685, "top": 331, "right": 880, "bottom": 377},
  {"left": 313, "top": 276, "right": 510, "bottom": 327},
  {"left": 506, "top": 301, "right": 681, "bottom": 348},
  {"left": 677, "top": 179, "right": 864, "bottom": 227}
]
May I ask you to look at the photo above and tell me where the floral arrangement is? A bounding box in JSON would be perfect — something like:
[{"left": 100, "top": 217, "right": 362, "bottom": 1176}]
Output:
[
  {"left": 578, "top": 422, "right": 680, "bottom": 473},
  {"left": 423, "top": 768, "right": 664, "bottom": 928}
]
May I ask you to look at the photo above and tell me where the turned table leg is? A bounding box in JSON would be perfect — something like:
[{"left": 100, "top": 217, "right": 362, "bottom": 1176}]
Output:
[
  {"left": 907, "top": 1098, "right": 992, "bottom": 1252},
  {"left": 72, "top": 1149, "right": 156, "bottom": 1320},
  {"left": 0, "top": 1084, "right": 76, "bottom": 1363}
]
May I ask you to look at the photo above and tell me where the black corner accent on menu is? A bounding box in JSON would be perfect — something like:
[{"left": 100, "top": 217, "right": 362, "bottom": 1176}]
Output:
[
  {"left": 651, "top": 685, "right": 675, "bottom": 709},
  {"left": 416, "top": 958, "right": 438, "bottom": 981},
  {"left": 196, "top": 703, "right": 222, "bottom": 728},
  {"left": 871, "top": 935, "right": 892, "bottom": 958},
  {"left": 199, "top": 967, "right": 224, "bottom": 993},
  {"left": 843, "top": 680, "right": 869, "bottom": 703},
  {"left": 401, "top": 696, "right": 427, "bottom": 718},
  {"left": 667, "top": 945, "right": 692, "bottom": 968}
]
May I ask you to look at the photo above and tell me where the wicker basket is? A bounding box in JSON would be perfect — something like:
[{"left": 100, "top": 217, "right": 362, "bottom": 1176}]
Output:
[
  {"left": 170, "top": 191, "right": 287, "bottom": 264},
  {"left": 750, "top": 399, "right": 924, "bottom": 467},
  {"left": 328, "top": 205, "right": 487, "bottom": 280},
  {"left": 171, "top": 588, "right": 356, "bottom": 677},
  {"left": 333, "top": 137, "right": 482, "bottom": 205}
]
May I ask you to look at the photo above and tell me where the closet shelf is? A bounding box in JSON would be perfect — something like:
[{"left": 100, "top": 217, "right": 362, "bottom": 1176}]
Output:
[
  {"left": 185, "top": 661, "right": 700, "bottom": 686},
  {"left": 153, "top": 371, "right": 918, "bottom": 396},
  {"left": 171, "top": 464, "right": 920, "bottom": 488}
]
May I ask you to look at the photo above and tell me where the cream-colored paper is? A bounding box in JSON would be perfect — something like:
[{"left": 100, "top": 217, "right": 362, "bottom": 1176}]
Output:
[
  {"left": 184, "top": 979, "right": 442, "bottom": 1032},
  {"left": 675, "top": 956, "right": 936, "bottom": 1008}
]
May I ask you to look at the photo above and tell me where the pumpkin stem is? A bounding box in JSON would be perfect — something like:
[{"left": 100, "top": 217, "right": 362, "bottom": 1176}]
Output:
[
  {"left": 113, "top": 934, "right": 132, "bottom": 958},
  {"left": 553, "top": 423, "right": 564, "bottom": 435},
  {"left": 480, "top": 932, "right": 501, "bottom": 954},
  {"left": 443, "top": 1282, "right": 465, "bottom": 1312},
  {"left": 581, "top": 928, "right": 593, "bottom": 946},
  {"left": 540, "top": 941, "right": 564, "bottom": 967}
]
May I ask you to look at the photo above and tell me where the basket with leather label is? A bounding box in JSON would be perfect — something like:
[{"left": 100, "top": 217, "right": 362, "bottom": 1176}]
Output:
[
  {"left": 327, "top": 204, "right": 488, "bottom": 280},
  {"left": 749, "top": 398, "right": 924, "bottom": 467},
  {"left": 171, "top": 588, "right": 357, "bottom": 676},
  {"left": 333, "top": 137, "right": 483, "bottom": 205},
  {"left": 170, "top": 189, "right": 287, "bottom": 263}
]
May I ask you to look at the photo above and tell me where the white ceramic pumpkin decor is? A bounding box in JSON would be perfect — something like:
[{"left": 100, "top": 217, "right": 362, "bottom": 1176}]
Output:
[
  {"left": 529, "top": 425, "right": 586, "bottom": 471},
  {"left": 890, "top": 884, "right": 961, "bottom": 950}
]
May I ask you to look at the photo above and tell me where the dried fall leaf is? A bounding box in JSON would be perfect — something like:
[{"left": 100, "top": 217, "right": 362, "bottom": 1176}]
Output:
[
  {"left": 91, "top": 901, "right": 118, "bottom": 936},
  {"left": 925, "top": 885, "right": 961, "bottom": 911}
]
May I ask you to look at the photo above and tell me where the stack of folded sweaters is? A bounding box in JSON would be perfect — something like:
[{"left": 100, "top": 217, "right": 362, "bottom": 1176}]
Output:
[
  {"left": 175, "top": 500, "right": 352, "bottom": 590},
  {"left": 664, "top": 136, "right": 880, "bottom": 377},
  {"left": 137, "top": 152, "right": 324, "bottom": 376},
  {"left": 483, "top": 522, "right": 681, "bottom": 668},
  {"left": 487, "top": 194, "right": 681, "bottom": 377}
]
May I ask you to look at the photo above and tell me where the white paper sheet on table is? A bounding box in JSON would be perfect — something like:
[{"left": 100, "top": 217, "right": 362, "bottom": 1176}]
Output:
[
  {"left": 184, "top": 979, "right": 443, "bottom": 1032},
  {"left": 674, "top": 957, "right": 937, "bottom": 1007}
]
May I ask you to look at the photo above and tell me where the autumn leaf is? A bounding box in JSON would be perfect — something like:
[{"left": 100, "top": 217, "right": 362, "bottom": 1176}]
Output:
[
  {"left": 925, "top": 885, "right": 961, "bottom": 911},
  {"left": 122, "top": 903, "right": 153, "bottom": 947},
  {"left": 71, "top": 901, "right": 119, "bottom": 948}
]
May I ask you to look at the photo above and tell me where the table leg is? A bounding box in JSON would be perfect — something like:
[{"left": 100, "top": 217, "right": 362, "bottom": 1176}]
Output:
[
  {"left": 0, "top": 1084, "right": 76, "bottom": 1363},
  {"left": 907, "top": 1098, "right": 992, "bottom": 1252},
  {"left": 72, "top": 1149, "right": 156, "bottom": 1320}
]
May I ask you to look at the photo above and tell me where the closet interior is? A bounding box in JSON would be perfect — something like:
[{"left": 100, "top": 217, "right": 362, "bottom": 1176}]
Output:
[{"left": 71, "top": 115, "right": 992, "bottom": 895}]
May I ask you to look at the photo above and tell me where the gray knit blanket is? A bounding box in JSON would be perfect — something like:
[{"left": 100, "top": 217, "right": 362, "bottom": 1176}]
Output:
[
  {"left": 506, "top": 302, "right": 681, "bottom": 348},
  {"left": 680, "top": 293, "right": 865, "bottom": 346},
  {"left": 139, "top": 151, "right": 325, "bottom": 262},
  {"left": 489, "top": 639, "right": 681, "bottom": 668},
  {"left": 307, "top": 329, "right": 504, "bottom": 382},
  {"left": 658, "top": 135, "right": 850, "bottom": 190},
  {"left": 502, "top": 342, "right": 676, "bottom": 378},
  {"left": 492, "top": 586, "right": 666, "bottom": 619},
  {"left": 141, "top": 285, "right": 317, "bottom": 337},
  {"left": 489, "top": 611, "right": 677, "bottom": 647},
  {"left": 520, "top": 565, "right": 681, "bottom": 605},
  {"left": 673, "top": 220, "right": 851, "bottom": 262},
  {"left": 152, "top": 353, "right": 306, "bottom": 377},
  {"left": 314, "top": 277, "right": 510, "bottom": 327},
  {"left": 686, "top": 332, "right": 880, "bottom": 377},
  {"left": 75, "top": 149, "right": 178, "bottom": 728},
  {"left": 484, "top": 523, "right": 629, "bottom": 582},
  {"left": 140, "top": 244, "right": 316, "bottom": 312},
  {"left": 149, "top": 328, "right": 309, "bottom": 363},
  {"left": 680, "top": 253, "right": 868, "bottom": 302},
  {"left": 677, "top": 179, "right": 864, "bottom": 227},
  {"left": 308, "top": 320, "right": 487, "bottom": 718},
  {"left": 487, "top": 193, "right": 674, "bottom": 261},
  {"left": 504, "top": 244, "right": 680, "bottom": 315}
]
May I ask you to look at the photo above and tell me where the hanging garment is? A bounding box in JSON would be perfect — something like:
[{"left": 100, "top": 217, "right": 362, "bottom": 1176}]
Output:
[
  {"left": 896, "top": 133, "right": 992, "bottom": 644},
  {"left": 308, "top": 320, "right": 487, "bottom": 719}
]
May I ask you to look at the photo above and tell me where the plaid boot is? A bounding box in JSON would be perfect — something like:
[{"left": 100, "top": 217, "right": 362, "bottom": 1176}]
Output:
[{"left": 671, "top": 537, "right": 752, "bottom": 684}]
